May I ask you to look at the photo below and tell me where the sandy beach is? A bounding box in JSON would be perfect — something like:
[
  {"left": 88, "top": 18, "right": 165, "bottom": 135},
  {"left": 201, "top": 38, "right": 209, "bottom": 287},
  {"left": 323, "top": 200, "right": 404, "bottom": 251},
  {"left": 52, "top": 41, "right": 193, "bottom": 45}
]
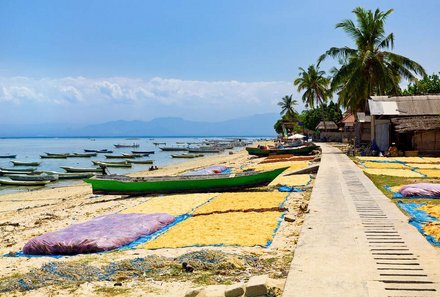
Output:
[{"left": 0, "top": 147, "right": 312, "bottom": 296}]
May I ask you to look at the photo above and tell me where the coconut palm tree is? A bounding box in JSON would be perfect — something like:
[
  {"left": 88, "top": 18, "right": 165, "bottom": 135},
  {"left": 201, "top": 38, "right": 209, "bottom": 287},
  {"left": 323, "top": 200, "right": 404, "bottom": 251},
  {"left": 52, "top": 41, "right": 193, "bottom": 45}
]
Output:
[
  {"left": 277, "top": 95, "right": 298, "bottom": 135},
  {"left": 278, "top": 95, "right": 298, "bottom": 118},
  {"left": 319, "top": 7, "right": 426, "bottom": 111},
  {"left": 294, "top": 64, "right": 331, "bottom": 130}
]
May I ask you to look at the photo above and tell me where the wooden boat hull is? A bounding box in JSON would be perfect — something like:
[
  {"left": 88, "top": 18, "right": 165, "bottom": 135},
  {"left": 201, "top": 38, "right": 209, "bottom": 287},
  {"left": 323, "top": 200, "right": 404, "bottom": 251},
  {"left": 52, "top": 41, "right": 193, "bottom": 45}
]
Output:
[
  {"left": 38, "top": 171, "right": 96, "bottom": 179},
  {"left": 0, "top": 155, "right": 17, "bottom": 159},
  {"left": 245, "top": 145, "right": 318, "bottom": 157},
  {"left": 0, "top": 167, "right": 36, "bottom": 172},
  {"left": 10, "top": 174, "right": 59, "bottom": 182},
  {"left": 84, "top": 167, "right": 287, "bottom": 195},
  {"left": 0, "top": 179, "right": 51, "bottom": 186},
  {"left": 126, "top": 160, "right": 154, "bottom": 164},
  {"left": 70, "top": 153, "right": 97, "bottom": 158},
  {"left": 159, "top": 147, "right": 189, "bottom": 152},
  {"left": 84, "top": 149, "right": 113, "bottom": 153},
  {"left": 171, "top": 154, "right": 203, "bottom": 158},
  {"left": 40, "top": 155, "right": 67, "bottom": 159},
  {"left": 61, "top": 166, "right": 103, "bottom": 173},
  {"left": 131, "top": 151, "right": 154, "bottom": 154},
  {"left": 114, "top": 144, "right": 140, "bottom": 148},
  {"left": 11, "top": 161, "right": 41, "bottom": 166},
  {"left": 105, "top": 154, "right": 132, "bottom": 159},
  {"left": 188, "top": 149, "right": 221, "bottom": 153},
  {"left": 93, "top": 161, "right": 132, "bottom": 168}
]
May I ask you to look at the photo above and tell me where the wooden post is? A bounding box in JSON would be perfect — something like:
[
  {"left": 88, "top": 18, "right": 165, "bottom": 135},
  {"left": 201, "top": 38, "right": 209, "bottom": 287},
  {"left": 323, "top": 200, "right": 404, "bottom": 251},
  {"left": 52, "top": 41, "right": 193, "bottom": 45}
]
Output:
[{"left": 371, "top": 115, "right": 376, "bottom": 142}]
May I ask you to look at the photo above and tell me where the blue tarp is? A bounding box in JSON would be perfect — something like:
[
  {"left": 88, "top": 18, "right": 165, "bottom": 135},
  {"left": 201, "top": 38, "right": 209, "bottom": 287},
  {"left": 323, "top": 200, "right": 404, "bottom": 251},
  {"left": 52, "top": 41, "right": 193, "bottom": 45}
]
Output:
[{"left": 397, "top": 201, "right": 440, "bottom": 246}]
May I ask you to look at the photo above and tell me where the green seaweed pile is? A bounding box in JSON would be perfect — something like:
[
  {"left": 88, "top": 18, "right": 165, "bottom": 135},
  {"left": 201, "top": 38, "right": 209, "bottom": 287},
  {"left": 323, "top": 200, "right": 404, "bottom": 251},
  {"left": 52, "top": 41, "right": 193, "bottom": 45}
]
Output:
[{"left": 0, "top": 250, "right": 291, "bottom": 293}]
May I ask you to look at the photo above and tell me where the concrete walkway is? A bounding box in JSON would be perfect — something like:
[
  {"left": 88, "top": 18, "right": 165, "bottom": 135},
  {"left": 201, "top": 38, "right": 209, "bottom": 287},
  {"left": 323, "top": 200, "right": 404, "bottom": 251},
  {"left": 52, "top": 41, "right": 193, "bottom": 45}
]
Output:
[{"left": 283, "top": 144, "right": 440, "bottom": 297}]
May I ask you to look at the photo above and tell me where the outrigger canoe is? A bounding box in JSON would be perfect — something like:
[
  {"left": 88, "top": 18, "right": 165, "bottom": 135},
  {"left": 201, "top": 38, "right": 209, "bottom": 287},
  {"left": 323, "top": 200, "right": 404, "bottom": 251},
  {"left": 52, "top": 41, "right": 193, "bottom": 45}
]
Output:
[
  {"left": 0, "top": 179, "right": 51, "bottom": 186},
  {"left": 0, "top": 155, "right": 17, "bottom": 159},
  {"left": 84, "top": 167, "right": 288, "bottom": 195},
  {"left": 245, "top": 144, "right": 318, "bottom": 157},
  {"left": 92, "top": 161, "right": 132, "bottom": 168},
  {"left": 61, "top": 166, "right": 104, "bottom": 173},
  {"left": 11, "top": 161, "right": 41, "bottom": 166},
  {"left": 126, "top": 159, "right": 154, "bottom": 164}
]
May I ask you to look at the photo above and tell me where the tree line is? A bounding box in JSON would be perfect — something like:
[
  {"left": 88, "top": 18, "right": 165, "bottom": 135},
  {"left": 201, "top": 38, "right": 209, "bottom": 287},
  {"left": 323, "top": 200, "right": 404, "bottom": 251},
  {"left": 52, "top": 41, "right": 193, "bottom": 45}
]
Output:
[{"left": 275, "top": 7, "right": 438, "bottom": 135}]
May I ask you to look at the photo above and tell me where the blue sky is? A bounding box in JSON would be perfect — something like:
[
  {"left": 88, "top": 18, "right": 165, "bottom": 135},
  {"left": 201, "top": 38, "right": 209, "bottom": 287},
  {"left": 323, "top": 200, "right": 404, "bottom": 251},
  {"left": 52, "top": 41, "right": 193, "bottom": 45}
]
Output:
[{"left": 0, "top": 0, "right": 439, "bottom": 125}]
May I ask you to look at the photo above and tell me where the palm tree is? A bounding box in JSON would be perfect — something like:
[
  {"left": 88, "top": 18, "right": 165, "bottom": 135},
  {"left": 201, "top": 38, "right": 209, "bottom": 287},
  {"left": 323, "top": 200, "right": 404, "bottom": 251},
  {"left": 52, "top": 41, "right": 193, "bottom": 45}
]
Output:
[
  {"left": 277, "top": 95, "right": 298, "bottom": 135},
  {"left": 319, "top": 7, "right": 426, "bottom": 111},
  {"left": 294, "top": 64, "right": 331, "bottom": 130}
]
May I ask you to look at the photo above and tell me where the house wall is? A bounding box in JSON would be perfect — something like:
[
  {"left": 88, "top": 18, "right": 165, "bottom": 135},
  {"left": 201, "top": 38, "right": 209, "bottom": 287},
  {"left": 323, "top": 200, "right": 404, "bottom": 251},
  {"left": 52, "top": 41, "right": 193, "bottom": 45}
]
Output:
[{"left": 413, "top": 130, "right": 440, "bottom": 156}]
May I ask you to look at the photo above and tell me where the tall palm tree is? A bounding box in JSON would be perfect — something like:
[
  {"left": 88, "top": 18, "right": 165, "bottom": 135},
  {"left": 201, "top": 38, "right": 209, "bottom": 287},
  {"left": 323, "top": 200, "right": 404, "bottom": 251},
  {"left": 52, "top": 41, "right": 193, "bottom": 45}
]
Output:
[
  {"left": 294, "top": 64, "right": 331, "bottom": 130},
  {"left": 319, "top": 7, "right": 426, "bottom": 111},
  {"left": 278, "top": 95, "right": 298, "bottom": 118},
  {"left": 277, "top": 95, "right": 298, "bottom": 135}
]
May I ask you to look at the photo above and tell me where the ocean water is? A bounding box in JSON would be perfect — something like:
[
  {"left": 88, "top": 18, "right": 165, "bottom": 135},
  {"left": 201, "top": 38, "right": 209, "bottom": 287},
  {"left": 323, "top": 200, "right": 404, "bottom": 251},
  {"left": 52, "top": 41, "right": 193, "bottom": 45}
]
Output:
[{"left": 0, "top": 137, "right": 256, "bottom": 194}]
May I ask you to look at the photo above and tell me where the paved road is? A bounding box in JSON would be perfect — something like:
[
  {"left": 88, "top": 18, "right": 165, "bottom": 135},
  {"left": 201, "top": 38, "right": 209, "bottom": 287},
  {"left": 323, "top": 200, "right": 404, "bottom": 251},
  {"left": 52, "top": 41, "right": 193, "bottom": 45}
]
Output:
[{"left": 283, "top": 143, "right": 440, "bottom": 297}]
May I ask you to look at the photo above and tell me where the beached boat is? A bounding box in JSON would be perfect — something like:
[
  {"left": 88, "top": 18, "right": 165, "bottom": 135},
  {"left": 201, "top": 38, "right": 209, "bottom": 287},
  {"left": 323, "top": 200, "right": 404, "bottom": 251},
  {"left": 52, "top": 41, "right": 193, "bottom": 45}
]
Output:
[
  {"left": 0, "top": 155, "right": 17, "bottom": 159},
  {"left": 9, "top": 174, "right": 58, "bottom": 182},
  {"left": 37, "top": 171, "right": 96, "bottom": 179},
  {"left": 131, "top": 150, "right": 154, "bottom": 154},
  {"left": 84, "top": 149, "right": 113, "bottom": 153},
  {"left": 61, "top": 166, "right": 104, "bottom": 173},
  {"left": 171, "top": 154, "right": 204, "bottom": 158},
  {"left": 245, "top": 144, "right": 318, "bottom": 157},
  {"left": 69, "top": 153, "right": 97, "bottom": 158},
  {"left": 92, "top": 161, "right": 132, "bottom": 168},
  {"left": 159, "top": 147, "right": 189, "bottom": 152},
  {"left": 84, "top": 167, "right": 288, "bottom": 195},
  {"left": 11, "top": 161, "right": 41, "bottom": 166},
  {"left": 0, "top": 178, "right": 51, "bottom": 186},
  {"left": 114, "top": 144, "right": 140, "bottom": 148},
  {"left": 126, "top": 159, "right": 154, "bottom": 164}
]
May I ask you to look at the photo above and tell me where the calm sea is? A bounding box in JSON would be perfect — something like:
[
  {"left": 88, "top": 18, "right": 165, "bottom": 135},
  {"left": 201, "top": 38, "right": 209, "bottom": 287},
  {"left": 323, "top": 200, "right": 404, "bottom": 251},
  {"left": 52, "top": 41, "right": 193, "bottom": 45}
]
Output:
[{"left": 0, "top": 137, "right": 257, "bottom": 194}]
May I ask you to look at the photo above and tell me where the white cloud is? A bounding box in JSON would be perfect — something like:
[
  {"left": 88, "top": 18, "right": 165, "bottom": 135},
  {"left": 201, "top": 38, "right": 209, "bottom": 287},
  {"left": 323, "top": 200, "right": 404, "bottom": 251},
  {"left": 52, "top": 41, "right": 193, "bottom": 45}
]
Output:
[{"left": 0, "top": 76, "right": 301, "bottom": 123}]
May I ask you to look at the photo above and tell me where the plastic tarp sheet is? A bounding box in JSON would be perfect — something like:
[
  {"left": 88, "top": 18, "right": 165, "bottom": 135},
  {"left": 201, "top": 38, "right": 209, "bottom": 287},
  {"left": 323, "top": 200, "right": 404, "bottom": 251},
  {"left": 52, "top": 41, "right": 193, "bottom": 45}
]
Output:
[
  {"left": 23, "top": 213, "right": 175, "bottom": 255},
  {"left": 397, "top": 201, "right": 440, "bottom": 246},
  {"left": 182, "top": 165, "right": 229, "bottom": 176},
  {"left": 399, "top": 183, "right": 440, "bottom": 198}
]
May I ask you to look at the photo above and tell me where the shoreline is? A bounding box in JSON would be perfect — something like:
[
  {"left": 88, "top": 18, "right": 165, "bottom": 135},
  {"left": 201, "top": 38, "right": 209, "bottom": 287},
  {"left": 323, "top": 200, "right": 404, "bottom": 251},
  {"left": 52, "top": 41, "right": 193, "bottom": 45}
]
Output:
[{"left": 0, "top": 146, "right": 311, "bottom": 296}]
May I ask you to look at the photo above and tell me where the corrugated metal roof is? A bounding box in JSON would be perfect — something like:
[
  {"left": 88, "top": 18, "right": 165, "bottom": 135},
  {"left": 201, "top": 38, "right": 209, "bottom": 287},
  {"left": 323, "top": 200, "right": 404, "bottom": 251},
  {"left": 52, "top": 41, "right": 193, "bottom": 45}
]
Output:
[{"left": 369, "top": 95, "right": 440, "bottom": 116}]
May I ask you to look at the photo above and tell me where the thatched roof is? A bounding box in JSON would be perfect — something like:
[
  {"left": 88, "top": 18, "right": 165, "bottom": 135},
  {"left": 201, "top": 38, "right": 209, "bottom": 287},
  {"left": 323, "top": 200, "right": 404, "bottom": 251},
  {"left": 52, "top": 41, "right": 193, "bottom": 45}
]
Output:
[
  {"left": 391, "top": 116, "right": 440, "bottom": 133},
  {"left": 316, "top": 121, "right": 338, "bottom": 130},
  {"left": 369, "top": 95, "right": 440, "bottom": 116}
]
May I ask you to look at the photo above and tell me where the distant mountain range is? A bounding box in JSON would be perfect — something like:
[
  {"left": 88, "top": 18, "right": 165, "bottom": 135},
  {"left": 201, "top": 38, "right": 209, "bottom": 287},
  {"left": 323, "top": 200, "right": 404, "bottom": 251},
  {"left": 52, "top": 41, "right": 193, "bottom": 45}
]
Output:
[{"left": 0, "top": 113, "right": 279, "bottom": 137}]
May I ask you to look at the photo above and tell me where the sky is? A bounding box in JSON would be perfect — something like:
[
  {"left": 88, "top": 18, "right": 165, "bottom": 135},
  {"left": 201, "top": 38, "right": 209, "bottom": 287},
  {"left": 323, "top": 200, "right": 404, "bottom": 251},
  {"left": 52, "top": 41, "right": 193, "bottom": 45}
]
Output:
[{"left": 0, "top": 0, "right": 439, "bottom": 125}]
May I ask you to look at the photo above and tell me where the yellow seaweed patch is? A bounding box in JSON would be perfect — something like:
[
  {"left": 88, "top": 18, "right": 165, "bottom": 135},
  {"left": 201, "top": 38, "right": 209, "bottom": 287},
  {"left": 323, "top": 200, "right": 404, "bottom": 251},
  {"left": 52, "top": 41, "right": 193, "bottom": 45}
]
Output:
[
  {"left": 420, "top": 157, "right": 440, "bottom": 164},
  {"left": 418, "top": 205, "right": 440, "bottom": 219},
  {"left": 193, "top": 192, "right": 287, "bottom": 215},
  {"left": 390, "top": 185, "right": 404, "bottom": 193},
  {"left": 422, "top": 222, "right": 440, "bottom": 241},
  {"left": 140, "top": 211, "right": 282, "bottom": 249},
  {"left": 362, "top": 168, "right": 423, "bottom": 178},
  {"left": 121, "top": 193, "right": 216, "bottom": 216},
  {"left": 248, "top": 161, "right": 309, "bottom": 174},
  {"left": 418, "top": 169, "right": 440, "bottom": 178},
  {"left": 362, "top": 162, "right": 409, "bottom": 169},
  {"left": 269, "top": 174, "right": 311, "bottom": 187},
  {"left": 411, "top": 163, "right": 440, "bottom": 169}
]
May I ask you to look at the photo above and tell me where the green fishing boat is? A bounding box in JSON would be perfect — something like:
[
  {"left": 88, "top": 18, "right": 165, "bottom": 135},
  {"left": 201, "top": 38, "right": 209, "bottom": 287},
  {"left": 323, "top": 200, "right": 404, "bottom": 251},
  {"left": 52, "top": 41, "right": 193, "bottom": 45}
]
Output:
[
  {"left": 245, "top": 144, "right": 318, "bottom": 157},
  {"left": 85, "top": 167, "right": 288, "bottom": 195}
]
